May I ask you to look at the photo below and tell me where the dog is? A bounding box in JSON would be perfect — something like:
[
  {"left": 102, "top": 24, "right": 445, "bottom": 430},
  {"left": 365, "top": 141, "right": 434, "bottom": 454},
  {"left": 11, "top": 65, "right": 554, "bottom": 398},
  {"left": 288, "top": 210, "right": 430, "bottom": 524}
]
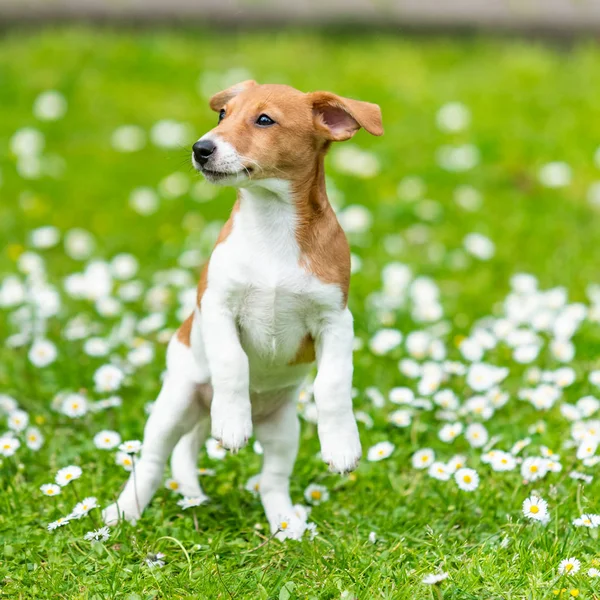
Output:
[{"left": 103, "top": 81, "right": 383, "bottom": 534}]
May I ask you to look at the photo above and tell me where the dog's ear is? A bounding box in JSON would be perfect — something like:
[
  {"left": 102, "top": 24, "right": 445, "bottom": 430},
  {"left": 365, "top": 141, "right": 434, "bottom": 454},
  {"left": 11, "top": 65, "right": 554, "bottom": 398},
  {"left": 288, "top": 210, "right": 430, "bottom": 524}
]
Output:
[
  {"left": 309, "top": 91, "right": 383, "bottom": 141},
  {"left": 209, "top": 80, "right": 258, "bottom": 112}
]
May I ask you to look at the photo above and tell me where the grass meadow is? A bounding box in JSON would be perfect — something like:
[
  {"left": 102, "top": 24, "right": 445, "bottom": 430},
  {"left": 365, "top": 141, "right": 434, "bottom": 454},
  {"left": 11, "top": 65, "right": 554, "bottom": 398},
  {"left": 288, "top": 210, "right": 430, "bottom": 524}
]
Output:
[{"left": 2, "top": 28, "right": 600, "bottom": 599}]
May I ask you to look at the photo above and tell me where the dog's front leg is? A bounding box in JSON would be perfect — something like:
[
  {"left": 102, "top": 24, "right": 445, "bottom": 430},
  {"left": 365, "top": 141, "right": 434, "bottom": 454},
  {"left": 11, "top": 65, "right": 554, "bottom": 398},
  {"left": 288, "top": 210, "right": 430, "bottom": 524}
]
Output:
[
  {"left": 201, "top": 290, "right": 252, "bottom": 451},
  {"left": 313, "top": 307, "right": 362, "bottom": 474}
]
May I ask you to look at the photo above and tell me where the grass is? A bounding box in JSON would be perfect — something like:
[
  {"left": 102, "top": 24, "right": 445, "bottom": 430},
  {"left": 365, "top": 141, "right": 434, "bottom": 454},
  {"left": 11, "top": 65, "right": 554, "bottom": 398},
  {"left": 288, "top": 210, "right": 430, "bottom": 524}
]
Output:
[{"left": 1, "top": 27, "right": 600, "bottom": 599}]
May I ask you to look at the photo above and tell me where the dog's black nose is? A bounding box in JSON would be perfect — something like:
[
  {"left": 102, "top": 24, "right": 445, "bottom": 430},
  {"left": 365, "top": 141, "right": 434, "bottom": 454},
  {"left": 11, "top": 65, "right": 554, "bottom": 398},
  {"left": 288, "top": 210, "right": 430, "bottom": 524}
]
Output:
[{"left": 192, "top": 140, "right": 216, "bottom": 166}]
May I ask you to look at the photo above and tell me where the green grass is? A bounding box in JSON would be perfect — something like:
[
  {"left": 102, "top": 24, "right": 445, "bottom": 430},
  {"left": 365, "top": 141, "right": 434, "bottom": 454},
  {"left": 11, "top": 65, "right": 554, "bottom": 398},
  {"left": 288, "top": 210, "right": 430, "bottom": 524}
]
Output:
[{"left": 2, "top": 27, "right": 600, "bottom": 599}]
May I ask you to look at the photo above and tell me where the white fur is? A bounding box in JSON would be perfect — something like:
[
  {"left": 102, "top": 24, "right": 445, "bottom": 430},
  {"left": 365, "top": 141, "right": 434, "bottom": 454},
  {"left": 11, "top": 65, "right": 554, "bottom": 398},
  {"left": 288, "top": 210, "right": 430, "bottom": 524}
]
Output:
[{"left": 105, "top": 146, "right": 360, "bottom": 532}]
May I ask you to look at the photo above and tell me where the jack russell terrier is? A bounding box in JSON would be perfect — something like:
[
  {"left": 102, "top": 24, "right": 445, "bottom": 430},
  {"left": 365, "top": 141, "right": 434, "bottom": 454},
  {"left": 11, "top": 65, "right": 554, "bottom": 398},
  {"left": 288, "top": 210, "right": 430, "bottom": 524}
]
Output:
[{"left": 103, "top": 81, "right": 383, "bottom": 534}]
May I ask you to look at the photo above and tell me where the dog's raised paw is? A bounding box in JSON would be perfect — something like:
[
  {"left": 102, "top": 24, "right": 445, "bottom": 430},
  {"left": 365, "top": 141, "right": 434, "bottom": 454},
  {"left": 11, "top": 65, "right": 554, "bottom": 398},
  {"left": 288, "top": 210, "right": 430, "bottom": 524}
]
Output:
[
  {"left": 211, "top": 402, "right": 252, "bottom": 452},
  {"left": 319, "top": 431, "right": 362, "bottom": 474}
]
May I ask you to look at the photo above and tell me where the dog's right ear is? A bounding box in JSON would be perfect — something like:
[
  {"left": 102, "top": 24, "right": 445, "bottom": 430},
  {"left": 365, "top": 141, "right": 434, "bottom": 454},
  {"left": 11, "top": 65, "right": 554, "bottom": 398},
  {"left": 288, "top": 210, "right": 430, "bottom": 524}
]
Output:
[{"left": 209, "top": 80, "right": 258, "bottom": 112}]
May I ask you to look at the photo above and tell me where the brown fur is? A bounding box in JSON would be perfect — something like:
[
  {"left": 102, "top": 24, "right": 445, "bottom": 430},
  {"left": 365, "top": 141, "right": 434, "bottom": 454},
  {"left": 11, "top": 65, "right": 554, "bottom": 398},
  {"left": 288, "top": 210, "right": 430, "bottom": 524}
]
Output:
[{"left": 289, "top": 334, "right": 316, "bottom": 366}]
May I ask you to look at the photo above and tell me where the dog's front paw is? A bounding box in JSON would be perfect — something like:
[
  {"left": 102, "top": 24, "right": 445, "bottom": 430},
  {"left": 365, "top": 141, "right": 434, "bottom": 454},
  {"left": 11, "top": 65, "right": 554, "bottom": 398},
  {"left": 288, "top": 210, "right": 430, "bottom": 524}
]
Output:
[
  {"left": 103, "top": 502, "right": 140, "bottom": 526},
  {"left": 319, "top": 425, "right": 362, "bottom": 474},
  {"left": 211, "top": 396, "right": 252, "bottom": 452}
]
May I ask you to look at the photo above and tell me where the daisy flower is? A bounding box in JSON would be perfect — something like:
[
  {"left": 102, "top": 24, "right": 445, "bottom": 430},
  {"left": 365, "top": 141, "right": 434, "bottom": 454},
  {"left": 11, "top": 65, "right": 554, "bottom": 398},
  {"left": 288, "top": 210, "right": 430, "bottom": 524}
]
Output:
[
  {"left": 428, "top": 461, "right": 451, "bottom": 481},
  {"left": 522, "top": 496, "right": 549, "bottom": 522},
  {"left": 389, "top": 387, "right": 414, "bottom": 405},
  {"left": 588, "top": 568, "right": 600, "bottom": 578},
  {"left": 71, "top": 497, "right": 98, "bottom": 519},
  {"left": 389, "top": 409, "right": 412, "bottom": 428},
  {"left": 465, "top": 423, "right": 489, "bottom": 448},
  {"left": 245, "top": 474, "right": 261, "bottom": 496},
  {"left": 558, "top": 557, "right": 581, "bottom": 575},
  {"left": 115, "top": 451, "right": 136, "bottom": 471},
  {"left": 25, "top": 427, "right": 44, "bottom": 450},
  {"left": 198, "top": 467, "right": 216, "bottom": 476},
  {"left": 276, "top": 513, "right": 307, "bottom": 541},
  {"left": 40, "top": 483, "right": 61, "bottom": 497},
  {"left": 0, "top": 435, "right": 20, "bottom": 457},
  {"left": 61, "top": 393, "right": 88, "bottom": 418},
  {"left": 164, "top": 479, "right": 181, "bottom": 493},
  {"left": 491, "top": 452, "right": 516, "bottom": 472},
  {"left": 119, "top": 440, "right": 142, "bottom": 454},
  {"left": 454, "top": 468, "right": 479, "bottom": 492},
  {"left": 521, "top": 457, "right": 548, "bottom": 482},
  {"left": 573, "top": 514, "right": 600, "bottom": 528},
  {"left": 422, "top": 572, "right": 449, "bottom": 585},
  {"left": 47, "top": 517, "right": 70, "bottom": 531},
  {"left": 438, "top": 422, "right": 463, "bottom": 443},
  {"left": 304, "top": 483, "right": 329, "bottom": 505},
  {"left": 206, "top": 438, "right": 226, "bottom": 460},
  {"left": 177, "top": 496, "right": 208, "bottom": 510},
  {"left": 412, "top": 448, "right": 435, "bottom": 469},
  {"left": 145, "top": 552, "right": 166, "bottom": 568},
  {"left": 28, "top": 339, "right": 57, "bottom": 367},
  {"left": 93, "top": 430, "right": 121, "bottom": 450},
  {"left": 93, "top": 364, "right": 125, "bottom": 393},
  {"left": 8, "top": 409, "right": 29, "bottom": 432},
  {"left": 55, "top": 465, "right": 82, "bottom": 486},
  {"left": 446, "top": 455, "right": 467, "bottom": 473},
  {"left": 367, "top": 441, "right": 394, "bottom": 462},
  {"left": 84, "top": 526, "right": 110, "bottom": 542}
]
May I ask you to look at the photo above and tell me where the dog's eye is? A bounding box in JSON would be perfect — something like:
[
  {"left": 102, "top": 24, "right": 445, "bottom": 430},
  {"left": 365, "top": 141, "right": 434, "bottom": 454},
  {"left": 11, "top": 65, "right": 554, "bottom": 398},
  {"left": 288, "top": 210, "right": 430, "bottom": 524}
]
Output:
[
  {"left": 218, "top": 109, "right": 226, "bottom": 123},
  {"left": 256, "top": 114, "right": 276, "bottom": 127}
]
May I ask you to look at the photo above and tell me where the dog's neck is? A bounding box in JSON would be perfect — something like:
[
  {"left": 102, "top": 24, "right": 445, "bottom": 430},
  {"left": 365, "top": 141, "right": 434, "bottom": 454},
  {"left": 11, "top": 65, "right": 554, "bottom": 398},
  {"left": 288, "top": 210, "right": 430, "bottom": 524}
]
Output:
[{"left": 236, "top": 154, "right": 333, "bottom": 258}]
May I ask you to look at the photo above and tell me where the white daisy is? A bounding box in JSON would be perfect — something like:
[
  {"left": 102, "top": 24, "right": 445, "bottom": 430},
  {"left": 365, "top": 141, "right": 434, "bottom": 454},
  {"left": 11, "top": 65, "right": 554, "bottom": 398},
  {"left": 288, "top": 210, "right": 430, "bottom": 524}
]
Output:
[
  {"left": 367, "top": 441, "right": 394, "bottom": 462},
  {"left": 25, "top": 427, "right": 44, "bottom": 450},
  {"left": 520, "top": 457, "right": 548, "bottom": 482},
  {"left": 558, "top": 557, "right": 581, "bottom": 575},
  {"left": 412, "top": 448, "right": 435, "bottom": 469},
  {"left": 454, "top": 468, "right": 479, "bottom": 492},
  {"left": 84, "top": 526, "right": 110, "bottom": 542},
  {"left": 118, "top": 440, "right": 142, "bottom": 456},
  {"left": 55, "top": 465, "right": 82, "bottom": 486},
  {"left": 8, "top": 409, "right": 29, "bottom": 432},
  {"left": 206, "top": 438, "right": 226, "bottom": 460},
  {"left": 428, "top": 461, "right": 451, "bottom": 481},
  {"left": 94, "top": 364, "right": 125, "bottom": 393},
  {"left": 93, "top": 430, "right": 121, "bottom": 450},
  {"left": 115, "top": 451, "right": 136, "bottom": 471},
  {"left": 446, "top": 455, "right": 467, "bottom": 473},
  {"left": 245, "top": 474, "right": 261, "bottom": 496},
  {"left": 389, "top": 409, "right": 412, "bottom": 428},
  {"left": 40, "top": 483, "right": 61, "bottom": 497},
  {"left": 304, "top": 483, "right": 329, "bottom": 505},
  {"left": 522, "top": 496, "right": 549, "bottom": 522},
  {"left": 0, "top": 435, "right": 20, "bottom": 457},
  {"left": 573, "top": 514, "right": 600, "bottom": 528},
  {"left": 164, "top": 478, "right": 181, "bottom": 493},
  {"left": 28, "top": 339, "right": 57, "bottom": 367},
  {"left": 389, "top": 387, "right": 414, "bottom": 405},
  {"left": 145, "top": 552, "right": 166, "bottom": 568},
  {"left": 438, "top": 422, "right": 463, "bottom": 443},
  {"left": 61, "top": 393, "right": 88, "bottom": 418},
  {"left": 465, "top": 423, "right": 489, "bottom": 448},
  {"left": 369, "top": 329, "right": 403, "bottom": 355},
  {"left": 588, "top": 568, "right": 600, "bottom": 578},
  {"left": 47, "top": 517, "right": 70, "bottom": 531},
  {"left": 177, "top": 496, "right": 208, "bottom": 510},
  {"left": 71, "top": 497, "right": 98, "bottom": 519}
]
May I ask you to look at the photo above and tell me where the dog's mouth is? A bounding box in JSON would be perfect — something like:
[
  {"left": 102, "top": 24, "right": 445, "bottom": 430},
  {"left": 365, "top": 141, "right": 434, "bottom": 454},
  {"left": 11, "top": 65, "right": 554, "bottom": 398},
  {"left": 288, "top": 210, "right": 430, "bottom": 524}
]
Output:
[{"left": 200, "top": 166, "right": 254, "bottom": 180}]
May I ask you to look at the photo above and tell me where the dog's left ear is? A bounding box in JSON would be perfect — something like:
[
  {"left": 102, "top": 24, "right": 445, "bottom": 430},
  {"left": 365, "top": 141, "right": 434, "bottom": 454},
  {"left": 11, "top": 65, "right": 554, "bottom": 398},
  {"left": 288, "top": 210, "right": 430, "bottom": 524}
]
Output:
[
  {"left": 309, "top": 91, "right": 384, "bottom": 141},
  {"left": 209, "top": 80, "right": 258, "bottom": 111}
]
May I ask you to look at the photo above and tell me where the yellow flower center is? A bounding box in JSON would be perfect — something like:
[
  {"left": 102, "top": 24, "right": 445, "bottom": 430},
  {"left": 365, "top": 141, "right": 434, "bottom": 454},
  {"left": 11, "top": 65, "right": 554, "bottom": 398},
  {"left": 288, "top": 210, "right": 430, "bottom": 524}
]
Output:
[
  {"left": 65, "top": 474, "right": 72, "bottom": 480},
  {"left": 530, "top": 465, "right": 538, "bottom": 473},
  {"left": 311, "top": 490, "right": 322, "bottom": 500},
  {"left": 281, "top": 521, "right": 288, "bottom": 530},
  {"left": 47, "top": 489, "right": 54, "bottom": 495},
  {"left": 124, "top": 458, "right": 132, "bottom": 466},
  {"left": 530, "top": 506, "right": 539, "bottom": 514},
  {"left": 421, "top": 455, "right": 429, "bottom": 462},
  {"left": 169, "top": 481, "right": 179, "bottom": 490},
  {"left": 565, "top": 564, "right": 573, "bottom": 572},
  {"left": 3, "top": 443, "right": 11, "bottom": 450},
  {"left": 463, "top": 475, "right": 472, "bottom": 484}
]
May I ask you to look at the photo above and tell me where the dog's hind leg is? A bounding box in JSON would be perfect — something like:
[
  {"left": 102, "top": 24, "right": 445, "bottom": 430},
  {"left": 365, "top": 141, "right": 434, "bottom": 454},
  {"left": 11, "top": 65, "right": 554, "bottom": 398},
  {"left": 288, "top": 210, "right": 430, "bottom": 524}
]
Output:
[
  {"left": 170, "top": 392, "right": 211, "bottom": 497},
  {"left": 253, "top": 390, "right": 300, "bottom": 535},
  {"left": 103, "top": 338, "right": 207, "bottom": 525}
]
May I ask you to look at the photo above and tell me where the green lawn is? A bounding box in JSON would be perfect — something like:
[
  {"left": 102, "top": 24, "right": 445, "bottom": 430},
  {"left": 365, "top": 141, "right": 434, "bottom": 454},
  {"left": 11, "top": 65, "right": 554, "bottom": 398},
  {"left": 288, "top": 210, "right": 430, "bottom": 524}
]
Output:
[{"left": 2, "top": 27, "right": 600, "bottom": 599}]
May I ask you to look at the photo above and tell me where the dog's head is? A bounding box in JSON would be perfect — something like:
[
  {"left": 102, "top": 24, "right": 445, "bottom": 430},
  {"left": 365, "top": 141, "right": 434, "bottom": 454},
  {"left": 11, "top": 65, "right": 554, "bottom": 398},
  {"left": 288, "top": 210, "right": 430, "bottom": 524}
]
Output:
[{"left": 192, "top": 81, "right": 383, "bottom": 188}]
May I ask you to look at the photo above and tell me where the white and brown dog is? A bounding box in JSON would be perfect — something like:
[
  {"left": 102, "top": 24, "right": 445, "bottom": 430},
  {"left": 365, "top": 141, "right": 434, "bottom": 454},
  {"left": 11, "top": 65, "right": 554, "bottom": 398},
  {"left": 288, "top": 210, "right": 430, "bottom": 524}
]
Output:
[{"left": 104, "top": 81, "right": 383, "bottom": 533}]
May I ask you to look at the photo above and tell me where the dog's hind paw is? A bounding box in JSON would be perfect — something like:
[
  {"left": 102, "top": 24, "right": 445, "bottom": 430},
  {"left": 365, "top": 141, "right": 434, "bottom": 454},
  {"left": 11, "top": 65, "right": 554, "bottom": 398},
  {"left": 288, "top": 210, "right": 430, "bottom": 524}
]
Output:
[{"left": 102, "top": 502, "right": 140, "bottom": 526}]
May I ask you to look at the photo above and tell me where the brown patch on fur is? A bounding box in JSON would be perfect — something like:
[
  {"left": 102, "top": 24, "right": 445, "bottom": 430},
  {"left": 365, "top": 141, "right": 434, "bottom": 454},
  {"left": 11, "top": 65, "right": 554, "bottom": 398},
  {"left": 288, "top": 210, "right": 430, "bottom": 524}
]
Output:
[
  {"left": 176, "top": 313, "right": 194, "bottom": 347},
  {"left": 289, "top": 334, "right": 316, "bottom": 366}
]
